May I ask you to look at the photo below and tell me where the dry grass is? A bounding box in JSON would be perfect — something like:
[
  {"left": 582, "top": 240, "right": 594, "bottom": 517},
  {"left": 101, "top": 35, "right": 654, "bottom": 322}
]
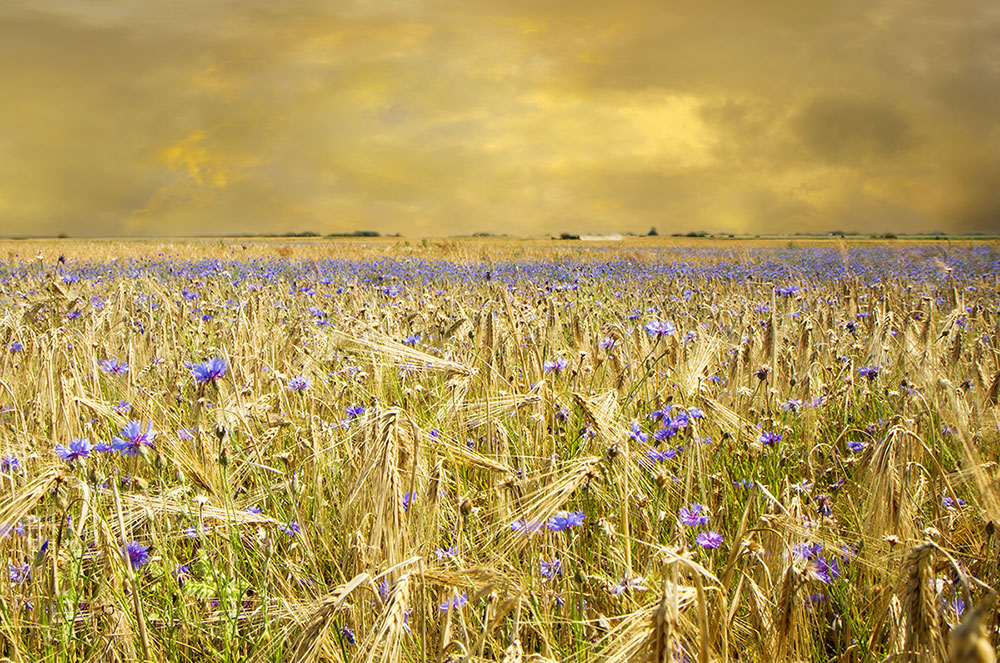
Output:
[{"left": 0, "top": 238, "right": 997, "bottom": 662}]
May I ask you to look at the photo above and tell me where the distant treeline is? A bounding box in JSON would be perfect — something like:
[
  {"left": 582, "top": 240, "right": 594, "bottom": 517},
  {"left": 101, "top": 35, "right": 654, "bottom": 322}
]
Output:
[
  {"left": 211, "top": 230, "right": 387, "bottom": 238},
  {"left": 278, "top": 230, "right": 382, "bottom": 238}
]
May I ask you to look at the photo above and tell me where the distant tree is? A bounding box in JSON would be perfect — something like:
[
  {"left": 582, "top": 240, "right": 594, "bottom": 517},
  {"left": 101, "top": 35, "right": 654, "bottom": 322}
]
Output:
[
  {"left": 647, "top": 226, "right": 658, "bottom": 236},
  {"left": 559, "top": 233, "right": 580, "bottom": 240}
]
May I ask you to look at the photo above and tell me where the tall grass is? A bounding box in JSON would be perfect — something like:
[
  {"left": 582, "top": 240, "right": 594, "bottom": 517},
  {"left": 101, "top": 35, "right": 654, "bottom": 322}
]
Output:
[{"left": 0, "top": 238, "right": 997, "bottom": 662}]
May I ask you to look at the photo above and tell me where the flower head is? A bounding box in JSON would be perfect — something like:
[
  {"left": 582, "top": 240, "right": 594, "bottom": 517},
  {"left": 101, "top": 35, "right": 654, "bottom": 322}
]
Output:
[
  {"left": 645, "top": 447, "right": 677, "bottom": 463},
  {"left": 610, "top": 574, "right": 649, "bottom": 595},
  {"left": 438, "top": 593, "right": 468, "bottom": 612},
  {"left": 511, "top": 518, "right": 545, "bottom": 535},
  {"left": 1, "top": 455, "right": 21, "bottom": 474},
  {"left": 190, "top": 357, "right": 228, "bottom": 384},
  {"left": 111, "top": 421, "right": 156, "bottom": 456},
  {"left": 813, "top": 556, "right": 840, "bottom": 584},
  {"left": 546, "top": 510, "right": 585, "bottom": 532},
  {"left": 759, "top": 430, "right": 782, "bottom": 446},
  {"left": 644, "top": 320, "right": 675, "bottom": 338},
  {"left": 55, "top": 438, "right": 92, "bottom": 464},
  {"left": 9, "top": 563, "right": 30, "bottom": 584},
  {"left": 122, "top": 540, "right": 150, "bottom": 570},
  {"left": 540, "top": 557, "right": 562, "bottom": 580},
  {"left": 846, "top": 440, "right": 865, "bottom": 452},
  {"left": 543, "top": 357, "right": 568, "bottom": 373},
  {"left": 858, "top": 365, "right": 880, "bottom": 381},
  {"left": 287, "top": 376, "right": 310, "bottom": 391},
  {"left": 628, "top": 422, "right": 649, "bottom": 443},
  {"left": 679, "top": 503, "right": 710, "bottom": 527},
  {"left": 696, "top": 530, "right": 723, "bottom": 549},
  {"left": 99, "top": 358, "right": 129, "bottom": 375}
]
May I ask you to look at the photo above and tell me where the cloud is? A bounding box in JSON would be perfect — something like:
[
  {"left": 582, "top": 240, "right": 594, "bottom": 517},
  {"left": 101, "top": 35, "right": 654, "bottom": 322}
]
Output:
[
  {"left": 0, "top": 0, "right": 996, "bottom": 237},
  {"left": 792, "top": 96, "right": 914, "bottom": 165}
]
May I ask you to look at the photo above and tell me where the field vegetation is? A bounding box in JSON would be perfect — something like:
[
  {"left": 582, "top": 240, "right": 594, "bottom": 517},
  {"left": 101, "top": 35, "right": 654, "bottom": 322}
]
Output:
[{"left": 0, "top": 238, "right": 998, "bottom": 663}]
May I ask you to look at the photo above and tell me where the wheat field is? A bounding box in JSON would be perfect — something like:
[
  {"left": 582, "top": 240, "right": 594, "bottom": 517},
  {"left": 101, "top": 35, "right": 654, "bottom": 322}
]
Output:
[{"left": 0, "top": 237, "right": 998, "bottom": 663}]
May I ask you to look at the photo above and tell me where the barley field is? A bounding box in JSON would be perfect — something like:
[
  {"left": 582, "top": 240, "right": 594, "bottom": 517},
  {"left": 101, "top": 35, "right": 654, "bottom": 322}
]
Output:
[{"left": 1, "top": 238, "right": 998, "bottom": 663}]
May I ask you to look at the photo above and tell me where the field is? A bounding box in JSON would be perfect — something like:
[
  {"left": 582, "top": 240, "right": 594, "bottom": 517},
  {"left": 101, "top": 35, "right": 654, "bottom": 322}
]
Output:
[{"left": 1, "top": 237, "right": 998, "bottom": 663}]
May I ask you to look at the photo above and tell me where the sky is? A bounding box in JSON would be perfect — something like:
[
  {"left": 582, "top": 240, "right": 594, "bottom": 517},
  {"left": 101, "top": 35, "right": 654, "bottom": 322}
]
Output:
[{"left": 0, "top": 0, "right": 998, "bottom": 237}]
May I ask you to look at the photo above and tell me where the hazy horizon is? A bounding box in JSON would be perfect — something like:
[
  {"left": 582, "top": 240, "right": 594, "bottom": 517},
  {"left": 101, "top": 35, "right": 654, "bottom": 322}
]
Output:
[{"left": 2, "top": 0, "right": 999, "bottom": 238}]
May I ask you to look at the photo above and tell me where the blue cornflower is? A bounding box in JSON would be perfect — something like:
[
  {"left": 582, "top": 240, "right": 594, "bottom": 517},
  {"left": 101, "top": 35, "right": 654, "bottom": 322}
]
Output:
[
  {"left": 511, "top": 519, "right": 545, "bottom": 534},
  {"left": 0, "top": 521, "right": 25, "bottom": 538},
  {"left": 628, "top": 422, "right": 649, "bottom": 443},
  {"left": 280, "top": 522, "right": 300, "bottom": 537},
  {"left": 648, "top": 406, "right": 673, "bottom": 421},
  {"left": 99, "top": 358, "right": 129, "bottom": 375},
  {"left": 110, "top": 421, "right": 156, "bottom": 456},
  {"left": 543, "top": 357, "right": 568, "bottom": 373},
  {"left": 644, "top": 320, "right": 675, "bottom": 338},
  {"left": 610, "top": 574, "right": 649, "bottom": 595},
  {"left": 646, "top": 447, "right": 677, "bottom": 463},
  {"left": 345, "top": 404, "right": 364, "bottom": 418},
  {"left": 1, "top": 455, "right": 21, "bottom": 474},
  {"left": 287, "top": 376, "right": 310, "bottom": 391},
  {"left": 402, "top": 491, "right": 415, "bottom": 511},
  {"left": 792, "top": 542, "right": 823, "bottom": 560},
  {"left": 781, "top": 399, "right": 803, "bottom": 413},
  {"left": 942, "top": 496, "right": 966, "bottom": 509},
  {"left": 9, "top": 563, "right": 30, "bottom": 584},
  {"left": 438, "top": 593, "right": 468, "bottom": 612},
  {"left": 401, "top": 334, "right": 420, "bottom": 346},
  {"left": 122, "top": 541, "right": 150, "bottom": 570},
  {"left": 339, "top": 627, "right": 356, "bottom": 645},
  {"left": 546, "top": 510, "right": 585, "bottom": 532},
  {"left": 679, "top": 503, "right": 710, "bottom": 527},
  {"left": 815, "top": 494, "right": 833, "bottom": 517},
  {"left": 55, "top": 438, "right": 92, "bottom": 464},
  {"left": 813, "top": 556, "right": 840, "bottom": 584},
  {"left": 190, "top": 357, "right": 228, "bottom": 384},
  {"left": 540, "top": 558, "right": 562, "bottom": 579},
  {"left": 759, "top": 430, "right": 782, "bottom": 446},
  {"left": 173, "top": 564, "right": 191, "bottom": 585},
  {"left": 434, "top": 547, "right": 457, "bottom": 560},
  {"left": 858, "top": 365, "right": 880, "bottom": 381},
  {"left": 696, "top": 530, "right": 723, "bottom": 549},
  {"left": 846, "top": 440, "right": 865, "bottom": 452},
  {"left": 599, "top": 337, "right": 618, "bottom": 350},
  {"left": 653, "top": 425, "right": 677, "bottom": 443},
  {"left": 9, "top": 341, "right": 22, "bottom": 353}
]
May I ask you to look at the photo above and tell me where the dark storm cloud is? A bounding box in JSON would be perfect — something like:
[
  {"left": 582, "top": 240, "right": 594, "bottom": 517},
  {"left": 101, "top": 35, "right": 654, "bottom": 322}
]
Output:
[{"left": 792, "top": 97, "right": 914, "bottom": 164}]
